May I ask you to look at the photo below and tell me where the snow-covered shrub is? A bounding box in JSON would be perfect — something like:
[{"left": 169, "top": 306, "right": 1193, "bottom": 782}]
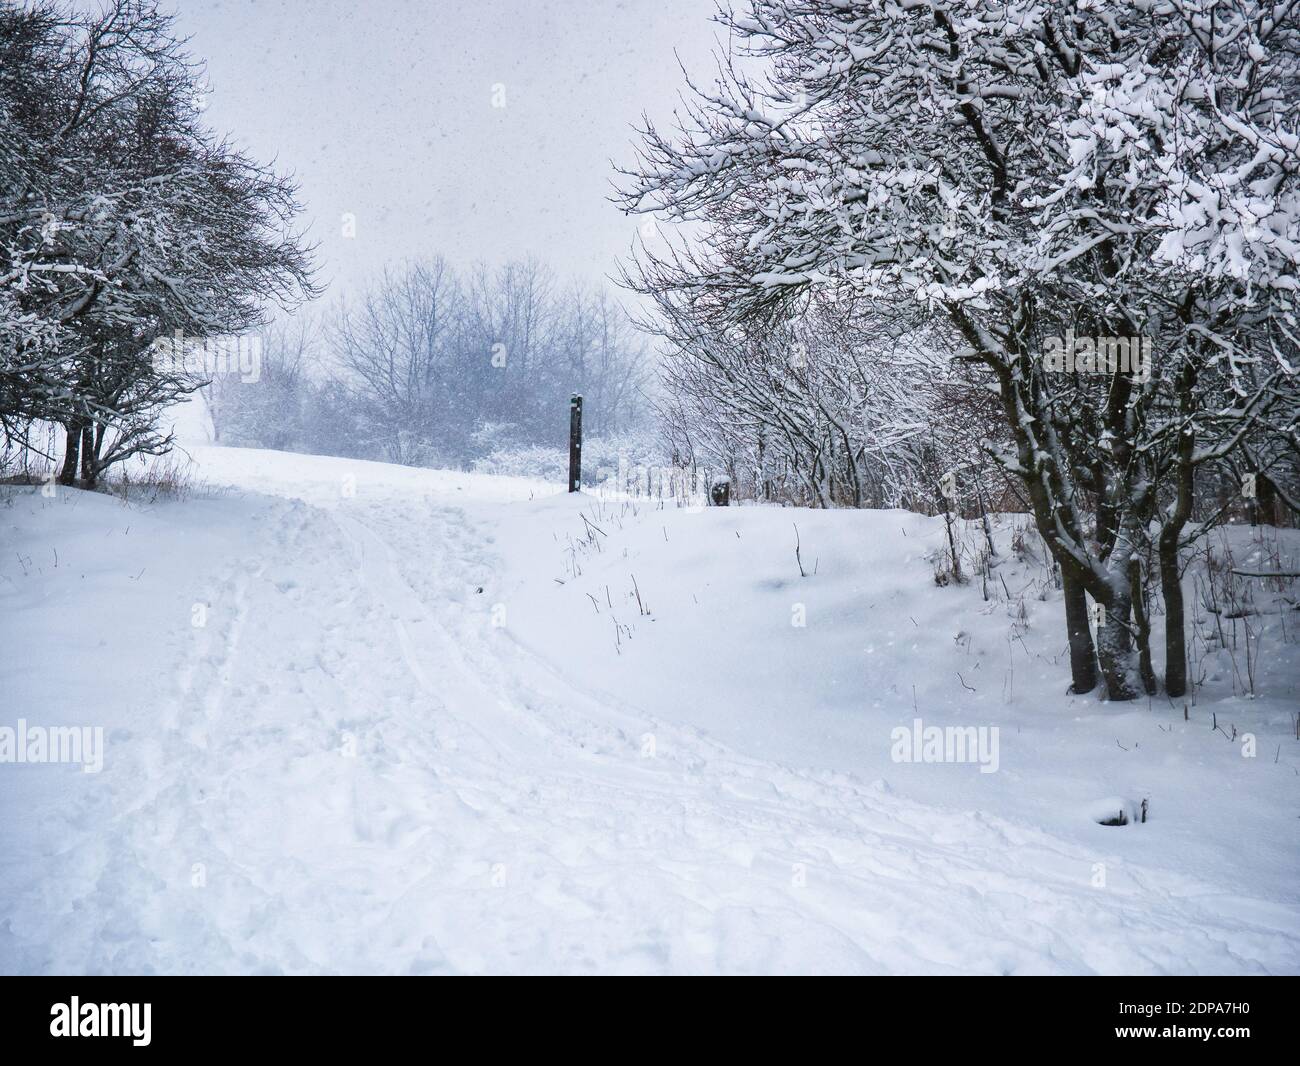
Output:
[
  {"left": 473, "top": 429, "right": 669, "bottom": 486},
  {"left": 471, "top": 444, "right": 569, "bottom": 482}
]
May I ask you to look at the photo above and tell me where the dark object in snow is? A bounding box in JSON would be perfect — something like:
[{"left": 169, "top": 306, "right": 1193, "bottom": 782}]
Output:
[
  {"left": 1098, "top": 798, "right": 1148, "bottom": 826},
  {"left": 568, "top": 394, "right": 583, "bottom": 493},
  {"left": 710, "top": 479, "right": 730, "bottom": 507}
]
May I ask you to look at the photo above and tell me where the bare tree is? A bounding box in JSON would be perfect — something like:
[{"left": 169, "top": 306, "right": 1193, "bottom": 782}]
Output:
[{"left": 329, "top": 258, "right": 647, "bottom": 467}]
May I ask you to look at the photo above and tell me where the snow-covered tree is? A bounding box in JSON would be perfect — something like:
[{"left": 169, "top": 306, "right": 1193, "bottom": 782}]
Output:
[
  {"left": 617, "top": 0, "right": 1300, "bottom": 699},
  {"left": 0, "top": 0, "right": 316, "bottom": 483},
  {"left": 637, "top": 279, "right": 997, "bottom": 508}
]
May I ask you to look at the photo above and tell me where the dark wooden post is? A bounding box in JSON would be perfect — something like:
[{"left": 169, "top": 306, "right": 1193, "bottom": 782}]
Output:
[{"left": 568, "top": 394, "right": 583, "bottom": 492}]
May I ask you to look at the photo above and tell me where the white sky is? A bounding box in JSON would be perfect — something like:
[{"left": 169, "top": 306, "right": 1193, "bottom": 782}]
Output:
[{"left": 173, "top": 0, "right": 719, "bottom": 305}]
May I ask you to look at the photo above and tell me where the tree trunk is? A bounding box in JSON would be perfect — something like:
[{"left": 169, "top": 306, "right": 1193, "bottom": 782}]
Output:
[
  {"left": 57, "top": 421, "right": 82, "bottom": 486},
  {"left": 1159, "top": 527, "right": 1188, "bottom": 698},
  {"left": 1130, "top": 559, "right": 1157, "bottom": 695},
  {"left": 1159, "top": 380, "right": 1195, "bottom": 698},
  {"left": 977, "top": 487, "right": 997, "bottom": 559},
  {"left": 943, "top": 503, "right": 962, "bottom": 583},
  {"left": 79, "top": 422, "right": 96, "bottom": 486},
  {"left": 1096, "top": 588, "right": 1140, "bottom": 700},
  {"left": 1257, "top": 470, "right": 1278, "bottom": 527},
  {"left": 1062, "top": 567, "right": 1098, "bottom": 694}
]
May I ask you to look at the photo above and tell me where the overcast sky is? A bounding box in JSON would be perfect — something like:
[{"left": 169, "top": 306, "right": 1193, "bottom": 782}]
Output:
[{"left": 173, "top": 0, "right": 719, "bottom": 305}]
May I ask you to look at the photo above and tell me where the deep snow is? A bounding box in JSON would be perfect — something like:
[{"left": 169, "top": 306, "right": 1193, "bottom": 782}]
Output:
[{"left": 1, "top": 445, "right": 1297, "bottom": 974}]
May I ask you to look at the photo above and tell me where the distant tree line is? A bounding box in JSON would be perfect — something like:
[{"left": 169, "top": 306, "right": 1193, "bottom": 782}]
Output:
[{"left": 208, "top": 259, "right": 650, "bottom": 468}]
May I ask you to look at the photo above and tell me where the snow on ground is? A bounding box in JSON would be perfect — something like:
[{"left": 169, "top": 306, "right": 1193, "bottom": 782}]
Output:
[{"left": 1, "top": 445, "right": 1297, "bottom": 974}]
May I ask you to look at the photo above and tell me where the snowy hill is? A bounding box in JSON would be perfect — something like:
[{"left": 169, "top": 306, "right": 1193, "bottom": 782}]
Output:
[{"left": 1, "top": 446, "right": 1297, "bottom": 974}]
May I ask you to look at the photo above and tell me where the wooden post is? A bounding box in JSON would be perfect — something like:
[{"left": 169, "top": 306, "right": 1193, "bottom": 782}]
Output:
[{"left": 568, "top": 394, "right": 583, "bottom": 493}]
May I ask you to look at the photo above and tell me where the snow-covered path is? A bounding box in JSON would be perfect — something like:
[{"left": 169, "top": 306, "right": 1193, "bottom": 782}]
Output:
[{"left": 2, "top": 448, "right": 1297, "bottom": 974}]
